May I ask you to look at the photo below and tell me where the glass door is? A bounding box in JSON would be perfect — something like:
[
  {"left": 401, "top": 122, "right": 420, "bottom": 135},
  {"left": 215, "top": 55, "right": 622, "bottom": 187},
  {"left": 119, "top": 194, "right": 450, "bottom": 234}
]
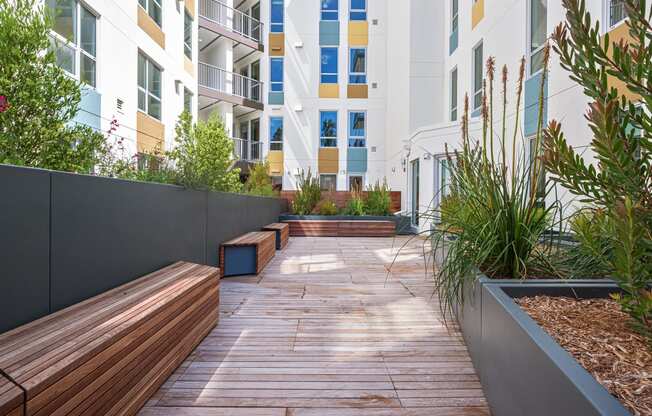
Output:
[
  {"left": 250, "top": 118, "right": 260, "bottom": 160},
  {"left": 411, "top": 159, "right": 420, "bottom": 226},
  {"left": 250, "top": 61, "right": 260, "bottom": 101},
  {"left": 251, "top": 3, "right": 261, "bottom": 41},
  {"left": 240, "top": 121, "right": 249, "bottom": 160}
]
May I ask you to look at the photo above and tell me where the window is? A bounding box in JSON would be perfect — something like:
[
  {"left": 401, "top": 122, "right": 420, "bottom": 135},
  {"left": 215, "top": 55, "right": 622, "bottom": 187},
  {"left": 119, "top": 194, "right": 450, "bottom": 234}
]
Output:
[
  {"left": 138, "top": 53, "right": 162, "bottom": 120},
  {"left": 472, "top": 41, "right": 483, "bottom": 111},
  {"left": 184, "top": 11, "right": 192, "bottom": 59},
  {"left": 348, "top": 111, "right": 366, "bottom": 147},
  {"left": 350, "top": 0, "right": 366, "bottom": 20},
  {"left": 434, "top": 155, "right": 455, "bottom": 222},
  {"left": 270, "top": 117, "right": 283, "bottom": 151},
  {"left": 184, "top": 88, "right": 192, "bottom": 113},
  {"left": 529, "top": 0, "right": 547, "bottom": 75},
  {"left": 349, "top": 48, "right": 366, "bottom": 84},
  {"left": 270, "top": 58, "right": 284, "bottom": 92},
  {"left": 270, "top": 0, "right": 284, "bottom": 32},
  {"left": 451, "top": 0, "right": 458, "bottom": 34},
  {"left": 320, "top": 174, "right": 337, "bottom": 191},
  {"left": 48, "top": 0, "right": 97, "bottom": 87},
  {"left": 272, "top": 176, "right": 283, "bottom": 191},
  {"left": 609, "top": 0, "right": 627, "bottom": 27},
  {"left": 349, "top": 175, "right": 363, "bottom": 191},
  {"left": 321, "top": 47, "right": 338, "bottom": 84},
  {"left": 320, "top": 111, "right": 338, "bottom": 147},
  {"left": 321, "top": 0, "right": 338, "bottom": 21},
  {"left": 138, "top": 0, "right": 162, "bottom": 27},
  {"left": 450, "top": 67, "right": 458, "bottom": 121}
]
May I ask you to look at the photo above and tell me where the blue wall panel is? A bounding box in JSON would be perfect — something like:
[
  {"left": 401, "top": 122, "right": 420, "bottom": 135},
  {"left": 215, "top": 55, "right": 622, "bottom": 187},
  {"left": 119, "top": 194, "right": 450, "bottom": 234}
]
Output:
[
  {"left": 319, "top": 21, "right": 340, "bottom": 46},
  {"left": 524, "top": 72, "right": 548, "bottom": 137},
  {"left": 449, "top": 30, "right": 458, "bottom": 55},
  {"left": 269, "top": 92, "right": 284, "bottom": 105},
  {"left": 347, "top": 147, "right": 368, "bottom": 173},
  {"left": 73, "top": 87, "right": 101, "bottom": 131}
]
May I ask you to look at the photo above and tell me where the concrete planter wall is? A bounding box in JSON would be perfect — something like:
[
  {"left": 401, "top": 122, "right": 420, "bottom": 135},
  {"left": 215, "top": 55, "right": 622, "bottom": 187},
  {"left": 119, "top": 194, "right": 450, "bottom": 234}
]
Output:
[
  {"left": 0, "top": 164, "right": 282, "bottom": 333},
  {"left": 456, "top": 278, "right": 632, "bottom": 416}
]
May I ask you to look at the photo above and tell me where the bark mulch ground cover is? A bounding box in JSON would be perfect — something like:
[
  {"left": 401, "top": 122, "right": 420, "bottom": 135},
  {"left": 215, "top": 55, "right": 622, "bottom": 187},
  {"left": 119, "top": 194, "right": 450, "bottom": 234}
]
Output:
[{"left": 517, "top": 296, "right": 652, "bottom": 416}]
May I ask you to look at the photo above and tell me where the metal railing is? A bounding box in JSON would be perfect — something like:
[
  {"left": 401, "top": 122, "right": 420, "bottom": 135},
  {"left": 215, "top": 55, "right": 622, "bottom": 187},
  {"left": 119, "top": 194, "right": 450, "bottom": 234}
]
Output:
[
  {"left": 232, "top": 138, "right": 263, "bottom": 162},
  {"left": 610, "top": 0, "right": 626, "bottom": 27},
  {"left": 199, "top": 0, "right": 263, "bottom": 44},
  {"left": 199, "top": 62, "right": 263, "bottom": 103}
]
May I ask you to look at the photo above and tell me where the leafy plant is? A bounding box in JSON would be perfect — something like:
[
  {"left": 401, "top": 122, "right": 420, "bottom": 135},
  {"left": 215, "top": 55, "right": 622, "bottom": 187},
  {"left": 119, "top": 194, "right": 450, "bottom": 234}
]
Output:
[
  {"left": 169, "top": 112, "right": 242, "bottom": 193},
  {"left": 365, "top": 180, "right": 392, "bottom": 216},
  {"left": 292, "top": 169, "right": 321, "bottom": 215},
  {"left": 544, "top": 0, "right": 652, "bottom": 339},
  {"left": 245, "top": 160, "right": 277, "bottom": 197},
  {"left": 431, "top": 52, "right": 565, "bottom": 315},
  {"left": 317, "top": 197, "right": 339, "bottom": 216},
  {"left": 0, "top": 0, "right": 108, "bottom": 173},
  {"left": 344, "top": 187, "right": 365, "bottom": 216}
]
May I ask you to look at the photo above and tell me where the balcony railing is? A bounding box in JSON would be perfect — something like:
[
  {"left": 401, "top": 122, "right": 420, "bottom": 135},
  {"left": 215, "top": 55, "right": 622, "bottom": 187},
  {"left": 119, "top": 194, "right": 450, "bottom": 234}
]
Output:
[
  {"left": 199, "top": 62, "right": 263, "bottom": 104},
  {"left": 199, "top": 0, "right": 263, "bottom": 44},
  {"left": 610, "top": 0, "right": 626, "bottom": 27},
  {"left": 232, "top": 138, "right": 263, "bottom": 162}
]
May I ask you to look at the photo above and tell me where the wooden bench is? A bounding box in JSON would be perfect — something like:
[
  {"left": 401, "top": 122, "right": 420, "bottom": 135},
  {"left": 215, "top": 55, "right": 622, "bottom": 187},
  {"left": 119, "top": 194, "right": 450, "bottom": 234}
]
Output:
[
  {"left": 0, "top": 261, "right": 220, "bottom": 416},
  {"left": 284, "top": 220, "right": 396, "bottom": 237},
  {"left": 262, "top": 223, "right": 290, "bottom": 250},
  {"left": 220, "top": 231, "right": 276, "bottom": 277}
]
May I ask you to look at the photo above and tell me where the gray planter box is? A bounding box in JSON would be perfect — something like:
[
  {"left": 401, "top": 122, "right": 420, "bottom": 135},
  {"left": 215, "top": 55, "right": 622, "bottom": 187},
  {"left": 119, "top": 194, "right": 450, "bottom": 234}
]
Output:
[{"left": 455, "top": 278, "right": 632, "bottom": 416}]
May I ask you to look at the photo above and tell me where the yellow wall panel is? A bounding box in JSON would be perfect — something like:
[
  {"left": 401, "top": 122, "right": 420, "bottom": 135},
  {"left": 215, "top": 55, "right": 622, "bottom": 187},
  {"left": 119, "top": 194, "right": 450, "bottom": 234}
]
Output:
[
  {"left": 269, "top": 33, "right": 285, "bottom": 56},
  {"left": 472, "top": 0, "right": 484, "bottom": 29},
  {"left": 185, "top": 0, "right": 195, "bottom": 18},
  {"left": 318, "top": 148, "right": 339, "bottom": 174},
  {"left": 137, "top": 112, "right": 165, "bottom": 154},
  {"left": 319, "top": 84, "right": 340, "bottom": 98},
  {"left": 268, "top": 151, "right": 284, "bottom": 176},
  {"left": 348, "top": 21, "right": 368, "bottom": 46},
  {"left": 603, "top": 24, "right": 640, "bottom": 102},
  {"left": 138, "top": 6, "right": 165, "bottom": 49},
  {"left": 347, "top": 84, "right": 368, "bottom": 99}
]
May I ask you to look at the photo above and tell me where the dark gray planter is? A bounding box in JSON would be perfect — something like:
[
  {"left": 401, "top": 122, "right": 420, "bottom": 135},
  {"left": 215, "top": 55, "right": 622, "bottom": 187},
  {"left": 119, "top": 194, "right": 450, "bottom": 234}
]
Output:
[{"left": 455, "top": 278, "right": 632, "bottom": 416}]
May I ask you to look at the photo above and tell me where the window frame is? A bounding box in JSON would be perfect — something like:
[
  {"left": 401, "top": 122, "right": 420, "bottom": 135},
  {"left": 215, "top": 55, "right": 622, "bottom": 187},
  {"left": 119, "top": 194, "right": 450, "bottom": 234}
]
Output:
[
  {"left": 184, "top": 10, "right": 193, "bottom": 59},
  {"left": 270, "top": 57, "right": 284, "bottom": 92},
  {"left": 49, "top": 0, "right": 98, "bottom": 88},
  {"left": 348, "top": 174, "right": 364, "bottom": 191},
  {"left": 527, "top": 0, "right": 547, "bottom": 76},
  {"left": 320, "top": 110, "right": 338, "bottom": 148},
  {"left": 472, "top": 41, "right": 483, "bottom": 112},
  {"left": 348, "top": 47, "right": 367, "bottom": 84},
  {"left": 138, "top": 0, "right": 162, "bottom": 28},
  {"left": 450, "top": 67, "right": 458, "bottom": 121},
  {"left": 138, "top": 52, "right": 163, "bottom": 120},
  {"left": 349, "top": 0, "right": 366, "bottom": 21},
  {"left": 270, "top": 0, "right": 284, "bottom": 33},
  {"left": 321, "top": 0, "right": 339, "bottom": 21},
  {"left": 270, "top": 116, "right": 284, "bottom": 151},
  {"left": 607, "top": 0, "right": 627, "bottom": 29},
  {"left": 320, "top": 47, "right": 339, "bottom": 84},
  {"left": 348, "top": 111, "right": 366, "bottom": 148}
]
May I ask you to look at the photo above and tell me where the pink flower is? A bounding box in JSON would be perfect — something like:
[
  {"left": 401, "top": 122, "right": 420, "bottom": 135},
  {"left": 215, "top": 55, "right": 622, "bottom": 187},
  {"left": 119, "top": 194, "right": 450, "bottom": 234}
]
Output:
[{"left": 0, "top": 96, "right": 8, "bottom": 113}]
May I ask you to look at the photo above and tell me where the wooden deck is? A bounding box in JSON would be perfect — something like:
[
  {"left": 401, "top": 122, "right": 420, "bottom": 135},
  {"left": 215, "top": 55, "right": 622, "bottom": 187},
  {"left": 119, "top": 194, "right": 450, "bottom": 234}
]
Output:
[{"left": 141, "top": 237, "right": 489, "bottom": 416}]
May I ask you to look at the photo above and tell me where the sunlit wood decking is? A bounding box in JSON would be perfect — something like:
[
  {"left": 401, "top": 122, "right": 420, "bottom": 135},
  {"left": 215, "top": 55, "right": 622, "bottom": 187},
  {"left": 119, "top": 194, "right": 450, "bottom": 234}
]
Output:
[{"left": 141, "top": 236, "right": 489, "bottom": 416}]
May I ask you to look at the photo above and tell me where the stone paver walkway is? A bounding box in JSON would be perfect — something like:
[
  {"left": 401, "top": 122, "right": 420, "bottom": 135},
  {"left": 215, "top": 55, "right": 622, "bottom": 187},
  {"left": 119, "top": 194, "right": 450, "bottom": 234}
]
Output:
[{"left": 140, "top": 236, "right": 489, "bottom": 416}]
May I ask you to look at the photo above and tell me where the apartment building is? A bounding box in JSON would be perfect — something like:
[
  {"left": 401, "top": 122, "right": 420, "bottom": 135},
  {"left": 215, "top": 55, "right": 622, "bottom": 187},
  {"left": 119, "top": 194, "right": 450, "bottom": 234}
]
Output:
[{"left": 48, "top": 0, "right": 198, "bottom": 159}]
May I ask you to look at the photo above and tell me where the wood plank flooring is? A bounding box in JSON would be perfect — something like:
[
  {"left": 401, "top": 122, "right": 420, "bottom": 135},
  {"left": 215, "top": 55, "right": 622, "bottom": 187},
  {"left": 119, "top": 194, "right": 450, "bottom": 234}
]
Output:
[{"left": 141, "top": 237, "right": 489, "bottom": 416}]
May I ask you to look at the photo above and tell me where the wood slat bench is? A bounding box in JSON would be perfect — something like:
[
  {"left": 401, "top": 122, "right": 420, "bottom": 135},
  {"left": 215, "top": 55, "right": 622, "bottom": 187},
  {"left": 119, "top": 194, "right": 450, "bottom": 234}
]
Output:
[
  {"left": 284, "top": 220, "right": 396, "bottom": 237},
  {"left": 261, "top": 223, "right": 289, "bottom": 250},
  {"left": 220, "top": 231, "right": 276, "bottom": 277},
  {"left": 0, "top": 261, "right": 220, "bottom": 416}
]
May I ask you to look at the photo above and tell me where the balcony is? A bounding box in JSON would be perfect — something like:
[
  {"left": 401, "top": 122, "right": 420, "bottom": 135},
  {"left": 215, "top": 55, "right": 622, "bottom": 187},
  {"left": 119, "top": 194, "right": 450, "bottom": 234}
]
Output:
[
  {"left": 198, "top": 62, "right": 264, "bottom": 111},
  {"left": 232, "top": 137, "right": 263, "bottom": 162},
  {"left": 199, "top": 0, "right": 264, "bottom": 55}
]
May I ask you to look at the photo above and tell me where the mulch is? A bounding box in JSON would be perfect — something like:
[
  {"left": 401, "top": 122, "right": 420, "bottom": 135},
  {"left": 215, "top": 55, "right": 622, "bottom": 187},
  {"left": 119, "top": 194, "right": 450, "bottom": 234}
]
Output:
[{"left": 516, "top": 296, "right": 652, "bottom": 416}]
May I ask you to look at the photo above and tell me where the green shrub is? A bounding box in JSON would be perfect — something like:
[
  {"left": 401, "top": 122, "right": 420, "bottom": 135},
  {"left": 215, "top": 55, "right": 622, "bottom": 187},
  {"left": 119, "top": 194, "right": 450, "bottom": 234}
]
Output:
[
  {"left": 317, "top": 198, "right": 338, "bottom": 216},
  {"left": 344, "top": 189, "right": 365, "bottom": 216},
  {"left": 292, "top": 169, "right": 321, "bottom": 215},
  {"left": 365, "top": 180, "right": 392, "bottom": 216},
  {"left": 544, "top": 0, "right": 652, "bottom": 339},
  {"left": 245, "top": 161, "right": 277, "bottom": 197}
]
